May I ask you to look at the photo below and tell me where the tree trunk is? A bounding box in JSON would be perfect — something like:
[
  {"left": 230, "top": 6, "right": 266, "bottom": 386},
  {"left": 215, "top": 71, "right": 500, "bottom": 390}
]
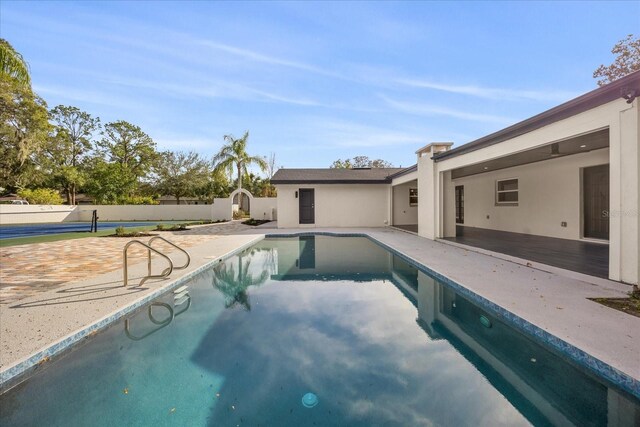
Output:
[
  {"left": 71, "top": 184, "right": 76, "bottom": 205},
  {"left": 237, "top": 163, "right": 243, "bottom": 210},
  {"left": 66, "top": 189, "right": 72, "bottom": 205},
  {"left": 176, "top": 195, "right": 181, "bottom": 205}
]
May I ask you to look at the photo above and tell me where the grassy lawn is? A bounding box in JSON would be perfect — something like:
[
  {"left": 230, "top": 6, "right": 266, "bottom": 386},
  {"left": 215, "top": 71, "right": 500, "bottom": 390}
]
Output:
[{"left": 0, "top": 225, "right": 158, "bottom": 248}]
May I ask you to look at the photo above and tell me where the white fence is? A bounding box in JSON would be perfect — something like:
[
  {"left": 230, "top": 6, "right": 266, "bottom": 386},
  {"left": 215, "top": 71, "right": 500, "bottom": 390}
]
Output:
[
  {"left": 0, "top": 205, "right": 77, "bottom": 224},
  {"left": 0, "top": 197, "right": 277, "bottom": 225}
]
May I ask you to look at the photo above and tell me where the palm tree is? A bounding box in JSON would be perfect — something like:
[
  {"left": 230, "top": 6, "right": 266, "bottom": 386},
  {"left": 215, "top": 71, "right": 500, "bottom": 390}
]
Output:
[
  {"left": 213, "top": 131, "right": 267, "bottom": 208},
  {"left": 0, "top": 39, "right": 31, "bottom": 86},
  {"left": 211, "top": 254, "right": 269, "bottom": 311}
]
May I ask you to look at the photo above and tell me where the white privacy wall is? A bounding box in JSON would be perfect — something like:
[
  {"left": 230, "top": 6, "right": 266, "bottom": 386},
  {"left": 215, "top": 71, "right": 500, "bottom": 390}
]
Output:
[
  {"left": 0, "top": 197, "right": 277, "bottom": 225},
  {"left": 0, "top": 205, "right": 78, "bottom": 224},
  {"left": 76, "top": 203, "right": 229, "bottom": 221},
  {"left": 275, "top": 184, "right": 390, "bottom": 228},
  {"left": 250, "top": 198, "right": 278, "bottom": 220},
  {"left": 444, "top": 148, "right": 610, "bottom": 240}
]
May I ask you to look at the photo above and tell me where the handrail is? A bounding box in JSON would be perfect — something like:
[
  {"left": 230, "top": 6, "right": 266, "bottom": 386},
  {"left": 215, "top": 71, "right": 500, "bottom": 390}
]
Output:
[
  {"left": 148, "top": 236, "right": 191, "bottom": 270},
  {"left": 123, "top": 240, "right": 174, "bottom": 287},
  {"left": 125, "top": 302, "right": 174, "bottom": 341},
  {"left": 174, "top": 294, "right": 191, "bottom": 317}
]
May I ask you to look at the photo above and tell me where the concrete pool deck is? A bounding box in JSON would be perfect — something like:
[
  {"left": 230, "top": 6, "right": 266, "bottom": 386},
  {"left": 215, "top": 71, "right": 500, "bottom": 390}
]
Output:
[{"left": 1, "top": 225, "right": 638, "bottom": 397}]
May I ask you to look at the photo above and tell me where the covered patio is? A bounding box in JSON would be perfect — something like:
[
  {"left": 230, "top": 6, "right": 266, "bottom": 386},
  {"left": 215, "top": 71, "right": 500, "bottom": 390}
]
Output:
[
  {"left": 444, "top": 226, "right": 609, "bottom": 278},
  {"left": 438, "top": 128, "right": 612, "bottom": 281},
  {"left": 390, "top": 166, "right": 418, "bottom": 232}
]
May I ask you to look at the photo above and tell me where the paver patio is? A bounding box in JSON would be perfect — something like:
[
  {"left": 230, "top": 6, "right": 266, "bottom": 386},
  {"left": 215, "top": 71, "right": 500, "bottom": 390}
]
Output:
[{"left": 0, "top": 221, "right": 253, "bottom": 304}]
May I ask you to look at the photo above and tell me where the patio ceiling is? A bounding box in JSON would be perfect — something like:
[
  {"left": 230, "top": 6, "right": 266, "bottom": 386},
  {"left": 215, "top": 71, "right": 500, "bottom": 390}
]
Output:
[{"left": 451, "top": 128, "right": 609, "bottom": 179}]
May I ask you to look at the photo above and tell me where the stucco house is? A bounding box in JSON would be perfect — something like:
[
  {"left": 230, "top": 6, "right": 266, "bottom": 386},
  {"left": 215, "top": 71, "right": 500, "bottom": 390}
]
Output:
[{"left": 272, "top": 70, "right": 640, "bottom": 285}]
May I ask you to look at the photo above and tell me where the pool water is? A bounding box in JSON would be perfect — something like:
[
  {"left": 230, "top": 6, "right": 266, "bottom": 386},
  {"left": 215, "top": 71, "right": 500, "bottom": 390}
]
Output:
[{"left": 0, "top": 236, "right": 638, "bottom": 426}]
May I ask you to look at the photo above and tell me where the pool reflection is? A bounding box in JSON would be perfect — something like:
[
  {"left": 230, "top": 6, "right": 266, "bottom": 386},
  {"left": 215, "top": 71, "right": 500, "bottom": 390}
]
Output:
[{"left": 201, "top": 236, "right": 639, "bottom": 426}]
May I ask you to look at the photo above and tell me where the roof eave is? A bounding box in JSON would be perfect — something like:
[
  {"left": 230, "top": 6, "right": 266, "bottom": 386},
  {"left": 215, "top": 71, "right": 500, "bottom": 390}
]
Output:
[
  {"left": 387, "top": 164, "right": 417, "bottom": 179},
  {"left": 433, "top": 70, "right": 640, "bottom": 162},
  {"left": 271, "top": 179, "right": 392, "bottom": 185}
]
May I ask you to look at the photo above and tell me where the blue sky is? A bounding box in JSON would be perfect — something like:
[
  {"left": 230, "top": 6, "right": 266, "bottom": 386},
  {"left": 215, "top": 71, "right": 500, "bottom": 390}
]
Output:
[{"left": 1, "top": 1, "right": 638, "bottom": 170}]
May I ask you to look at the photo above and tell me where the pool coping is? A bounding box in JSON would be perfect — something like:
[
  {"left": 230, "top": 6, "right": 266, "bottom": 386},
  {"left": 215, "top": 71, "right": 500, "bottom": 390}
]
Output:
[
  {"left": 266, "top": 231, "right": 640, "bottom": 400},
  {"left": 1, "top": 230, "right": 638, "bottom": 401},
  {"left": 0, "top": 235, "right": 264, "bottom": 393}
]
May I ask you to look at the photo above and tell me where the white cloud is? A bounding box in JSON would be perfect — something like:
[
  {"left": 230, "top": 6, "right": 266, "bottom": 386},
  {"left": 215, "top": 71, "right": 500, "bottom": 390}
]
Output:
[
  {"left": 380, "top": 95, "right": 514, "bottom": 124},
  {"left": 305, "top": 119, "right": 426, "bottom": 148},
  {"left": 397, "top": 78, "right": 578, "bottom": 102}
]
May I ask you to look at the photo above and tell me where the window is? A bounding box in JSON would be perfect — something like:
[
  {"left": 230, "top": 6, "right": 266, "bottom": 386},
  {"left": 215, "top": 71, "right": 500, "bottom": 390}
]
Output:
[
  {"left": 455, "top": 186, "right": 464, "bottom": 224},
  {"left": 409, "top": 188, "right": 418, "bottom": 206},
  {"left": 496, "top": 178, "right": 518, "bottom": 205}
]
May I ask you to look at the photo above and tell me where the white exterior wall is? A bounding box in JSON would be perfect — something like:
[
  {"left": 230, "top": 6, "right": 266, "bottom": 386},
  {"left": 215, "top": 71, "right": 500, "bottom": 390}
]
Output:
[
  {"left": 275, "top": 184, "right": 390, "bottom": 228},
  {"left": 445, "top": 148, "right": 609, "bottom": 240},
  {"left": 418, "top": 97, "right": 638, "bottom": 284},
  {"left": 392, "top": 181, "right": 418, "bottom": 225}
]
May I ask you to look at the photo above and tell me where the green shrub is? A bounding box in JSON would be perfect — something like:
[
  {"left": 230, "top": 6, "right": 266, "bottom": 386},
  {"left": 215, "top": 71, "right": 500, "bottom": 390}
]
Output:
[
  {"left": 17, "top": 188, "right": 64, "bottom": 205},
  {"left": 115, "top": 226, "right": 126, "bottom": 236},
  {"left": 233, "top": 209, "right": 249, "bottom": 220},
  {"left": 156, "top": 224, "right": 167, "bottom": 231},
  {"left": 121, "top": 195, "right": 158, "bottom": 205}
]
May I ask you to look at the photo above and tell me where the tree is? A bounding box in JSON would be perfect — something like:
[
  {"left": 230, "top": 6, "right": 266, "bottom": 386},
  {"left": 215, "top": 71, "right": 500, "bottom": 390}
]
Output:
[
  {"left": 211, "top": 251, "right": 269, "bottom": 311},
  {"left": 330, "top": 156, "right": 393, "bottom": 168},
  {"left": 265, "top": 152, "right": 277, "bottom": 180},
  {"left": 0, "top": 39, "right": 30, "bottom": 86},
  {"left": 330, "top": 158, "right": 353, "bottom": 169},
  {"left": 261, "top": 152, "right": 278, "bottom": 197},
  {"left": 17, "top": 188, "right": 63, "bottom": 205},
  {"left": 194, "top": 168, "right": 232, "bottom": 203},
  {"left": 83, "top": 159, "right": 138, "bottom": 204},
  {"left": 97, "top": 120, "right": 158, "bottom": 182},
  {"left": 45, "top": 105, "right": 100, "bottom": 204},
  {"left": 243, "top": 172, "right": 267, "bottom": 196},
  {"left": 213, "top": 131, "right": 267, "bottom": 207},
  {"left": 154, "top": 151, "right": 210, "bottom": 204},
  {"left": 0, "top": 76, "right": 50, "bottom": 191},
  {"left": 370, "top": 158, "right": 394, "bottom": 168},
  {"left": 593, "top": 34, "right": 640, "bottom": 86}
]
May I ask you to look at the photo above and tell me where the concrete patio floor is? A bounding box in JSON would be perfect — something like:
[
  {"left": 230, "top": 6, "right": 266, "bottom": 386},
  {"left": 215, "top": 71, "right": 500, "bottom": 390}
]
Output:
[
  {"left": 444, "top": 225, "right": 610, "bottom": 279},
  {"left": 1, "top": 225, "right": 638, "bottom": 398}
]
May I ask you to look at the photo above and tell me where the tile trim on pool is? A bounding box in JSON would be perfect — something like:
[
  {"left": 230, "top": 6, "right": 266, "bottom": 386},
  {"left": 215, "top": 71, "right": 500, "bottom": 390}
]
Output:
[
  {"left": 0, "top": 235, "right": 264, "bottom": 392},
  {"left": 266, "top": 231, "right": 640, "bottom": 400}
]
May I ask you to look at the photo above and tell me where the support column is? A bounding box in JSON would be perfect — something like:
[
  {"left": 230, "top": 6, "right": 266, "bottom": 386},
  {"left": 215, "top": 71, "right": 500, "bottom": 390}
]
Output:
[
  {"left": 609, "top": 99, "right": 639, "bottom": 284},
  {"left": 417, "top": 271, "right": 440, "bottom": 340},
  {"left": 442, "top": 170, "right": 456, "bottom": 238},
  {"left": 416, "top": 142, "right": 453, "bottom": 240}
]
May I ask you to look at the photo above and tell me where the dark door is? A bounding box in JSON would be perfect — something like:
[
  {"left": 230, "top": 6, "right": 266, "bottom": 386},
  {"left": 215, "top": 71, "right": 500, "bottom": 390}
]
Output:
[
  {"left": 455, "top": 185, "right": 464, "bottom": 224},
  {"left": 298, "top": 236, "right": 316, "bottom": 269},
  {"left": 583, "top": 165, "right": 609, "bottom": 240},
  {"left": 299, "top": 189, "right": 315, "bottom": 224}
]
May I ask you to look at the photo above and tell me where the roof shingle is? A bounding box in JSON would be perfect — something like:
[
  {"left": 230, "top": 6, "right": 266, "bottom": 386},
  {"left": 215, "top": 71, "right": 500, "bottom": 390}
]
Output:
[{"left": 271, "top": 167, "right": 406, "bottom": 184}]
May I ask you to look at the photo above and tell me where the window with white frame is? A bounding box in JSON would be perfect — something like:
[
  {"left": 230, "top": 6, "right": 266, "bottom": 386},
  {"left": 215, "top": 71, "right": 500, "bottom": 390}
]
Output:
[
  {"left": 409, "top": 188, "right": 418, "bottom": 206},
  {"left": 496, "top": 178, "right": 518, "bottom": 205}
]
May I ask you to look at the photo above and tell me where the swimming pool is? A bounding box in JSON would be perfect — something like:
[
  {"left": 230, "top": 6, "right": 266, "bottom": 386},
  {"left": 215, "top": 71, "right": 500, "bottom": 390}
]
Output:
[
  {"left": 1, "top": 236, "right": 638, "bottom": 425},
  {"left": 0, "top": 221, "right": 177, "bottom": 239}
]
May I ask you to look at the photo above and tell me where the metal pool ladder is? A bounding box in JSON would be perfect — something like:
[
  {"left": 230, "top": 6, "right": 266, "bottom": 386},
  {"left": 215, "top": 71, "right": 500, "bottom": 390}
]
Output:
[{"left": 123, "top": 236, "right": 191, "bottom": 287}]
